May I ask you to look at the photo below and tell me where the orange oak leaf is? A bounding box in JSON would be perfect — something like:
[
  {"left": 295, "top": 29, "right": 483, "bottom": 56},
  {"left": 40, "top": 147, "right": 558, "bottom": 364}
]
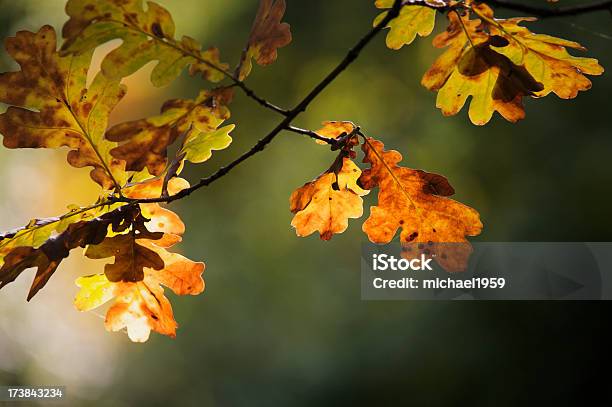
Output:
[
  {"left": 77, "top": 177, "right": 204, "bottom": 342},
  {"left": 236, "top": 0, "right": 292, "bottom": 80},
  {"left": 106, "top": 89, "right": 232, "bottom": 175},
  {"left": 359, "top": 138, "right": 482, "bottom": 271},
  {"left": 290, "top": 156, "right": 368, "bottom": 240},
  {"left": 75, "top": 274, "right": 176, "bottom": 342},
  {"left": 0, "top": 26, "right": 127, "bottom": 189}
]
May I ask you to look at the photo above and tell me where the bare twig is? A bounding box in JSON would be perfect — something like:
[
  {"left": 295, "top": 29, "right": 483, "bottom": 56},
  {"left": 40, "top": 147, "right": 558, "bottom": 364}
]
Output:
[
  {"left": 483, "top": 0, "right": 612, "bottom": 18},
  {"left": 398, "top": 0, "right": 612, "bottom": 17},
  {"left": 285, "top": 126, "right": 339, "bottom": 145},
  {"left": 233, "top": 81, "right": 290, "bottom": 116}
]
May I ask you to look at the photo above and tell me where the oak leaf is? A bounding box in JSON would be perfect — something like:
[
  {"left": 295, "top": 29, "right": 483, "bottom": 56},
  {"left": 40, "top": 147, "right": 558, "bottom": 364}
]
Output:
[
  {"left": 421, "top": 5, "right": 603, "bottom": 125},
  {"left": 0, "top": 204, "right": 137, "bottom": 300},
  {"left": 290, "top": 156, "right": 368, "bottom": 241},
  {"left": 236, "top": 0, "right": 292, "bottom": 80},
  {"left": 0, "top": 26, "right": 127, "bottom": 189},
  {"left": 181, "top": 124, "right": 235, "bottom": 164},
  {"left": 374, "top": 0, "right": 437, "bottom": 49},
  {"left": 106, "top": 89, "right": 233, "bottom": 175},
  {"left": 473, "top": 4, "right": 605, "bottom": 99},
  {"left": 75, "top": 274, "right": 178, "bottom": 342},
  {"left": 421, "top": 11, "right": 543, "bottom": 125},
  {"left": 359, "top": 138, "right": 482, "bottom": 271},
  {"left": 62, "top": 0, "right": 228, "bottom": 86},
  {"left": 77, "top": 177, "right": 204, "bottom": 342}
]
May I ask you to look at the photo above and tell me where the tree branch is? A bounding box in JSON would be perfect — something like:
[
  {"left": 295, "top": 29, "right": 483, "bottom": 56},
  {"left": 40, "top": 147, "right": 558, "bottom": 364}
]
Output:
[
  {"left": 112, "top": 0, "right": 405, "bottom": 205},
  {"left": 285, "top": 125, "right": 339, "bottom": 145},
  {"left": 233, "top": 81, "right": 290, "bottom": 116},
  {"left": 482, "top": 0, "right": 612, "bottom": 18}
]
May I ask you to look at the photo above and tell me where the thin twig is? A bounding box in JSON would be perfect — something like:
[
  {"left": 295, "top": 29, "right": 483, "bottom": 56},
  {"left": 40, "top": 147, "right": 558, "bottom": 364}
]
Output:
[
  {"left": 234, "top": 81, "right": 290, "bottom": 116},
  {"left": 483, "top": 0, "right": 612, "bottom": 18},
  {"left": 111, "top": 0, "right": 405, "bottom": 205},
  {"left": 285, "top": 125, "right": 338, "bottom": 145}
]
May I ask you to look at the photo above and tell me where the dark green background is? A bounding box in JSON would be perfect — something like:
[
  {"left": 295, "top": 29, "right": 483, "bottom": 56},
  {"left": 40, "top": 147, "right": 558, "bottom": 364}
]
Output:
[{"left": 0, "top": 0, "right": 610, "bottom": 405}]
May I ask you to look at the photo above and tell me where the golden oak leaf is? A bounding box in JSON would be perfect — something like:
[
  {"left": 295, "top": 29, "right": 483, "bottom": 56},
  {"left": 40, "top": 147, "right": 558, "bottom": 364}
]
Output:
[
  {"left": 0, "top": 204, "right": 139, "bottom": 300},
  {"left": 62, "top": 0, "right": 228, "bottom": 86},
  {"left": 290, "top": 156, "right": 368, "bottom": 241},
  {"left": 374, "top": 0, "right": 437, "bottom": 49},
  {"left": 421, "top": 11, "right": 544, "bottom": 125},
  {"left": 0, "top": 26, "right": 127, "bottom": 189},
  {"left": 421, "top": 5, "right": 603, "bottom": 125},
  {"left": 359, "top": 138, "right": 482, "bottom": 271},
  {"left": 236, "top": 0, "right": 292, "bottom": 80},
  {"left": 471, "top": 3, "right": 604, "bottom": 99}
]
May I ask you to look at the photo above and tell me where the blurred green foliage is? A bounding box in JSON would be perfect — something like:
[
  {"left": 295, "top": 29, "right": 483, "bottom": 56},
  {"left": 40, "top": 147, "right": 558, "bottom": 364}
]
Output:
[{"left": 0, "top": 0, "right": 611, "bottom": 405}]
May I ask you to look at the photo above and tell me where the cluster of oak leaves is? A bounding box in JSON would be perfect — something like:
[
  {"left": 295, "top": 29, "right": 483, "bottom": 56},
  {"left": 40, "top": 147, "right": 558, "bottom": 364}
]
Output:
[{"left": 0, "top": 0, "right": 603, "bottom": 341}]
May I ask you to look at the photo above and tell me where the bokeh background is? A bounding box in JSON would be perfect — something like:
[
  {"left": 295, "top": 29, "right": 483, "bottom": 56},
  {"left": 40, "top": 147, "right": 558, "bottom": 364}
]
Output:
[{"left": 0, "top": 0, "right": 610, "bottom": 405}]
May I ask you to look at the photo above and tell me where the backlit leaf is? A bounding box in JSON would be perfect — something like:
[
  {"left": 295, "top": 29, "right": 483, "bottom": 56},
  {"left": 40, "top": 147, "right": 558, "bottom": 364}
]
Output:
[
  {"left": 472, "top": 3, "right": 605, "bottom": 99},
  {"left": 421, "top": 5, "right": 603, "bottom": 124},
  {"left": 0, "top": 26, "right": 127, "bottom": 189},
  {"left": 236, "top": 0, "right": 292, "bottom": 80},
  {"left": 421, "top": 11, "right": 543, "bottom": 125},
  {"left": 106, "top": 88, "right": 233, "bottom": 175},
  {"left": 62, "top": 0, "right": 229, "bottom": 86},
  {"left": 374, "top": 0, "right": 437, "bottom": 49},
  {"left": 181, "top": 124, "right": 235, "bottom": 164},
  {"left": 0, "top": 204, "right": 136, "bottom": 300},
  {"left": 359, "top": 137, "right": 482, "bottom": 271},
  {"left": 290, "top": 156, "right": 368, "bottom": 241},
  {"left": 80, "top": 177, "right": 204, "bottom": 342}
]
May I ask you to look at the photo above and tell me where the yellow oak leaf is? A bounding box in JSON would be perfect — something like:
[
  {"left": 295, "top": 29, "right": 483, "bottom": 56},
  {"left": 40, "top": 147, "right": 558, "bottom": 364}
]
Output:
[
  {"left": 181, "top": 124, "right": 235, "bottom": 164},
  {"left": 422, "top": 11, "right": 545, "bottom": 125},
  {"left": 374, "top": 0, "right": 437, "bottom": 49},
  {"left": 359, "top": 137, "right": 482, "bottom": 271},
  {"left": 0, "top": 26, "right": 127, "bottom": 189},
  {"left": 421, "top": 5, "right": 603, "bottom": 125},
  {"left": 471, "top": 3, "right": 604, "bottom": 99},
  {"left": 62, "top": 0, "right": 229, "bottom": 86}
]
